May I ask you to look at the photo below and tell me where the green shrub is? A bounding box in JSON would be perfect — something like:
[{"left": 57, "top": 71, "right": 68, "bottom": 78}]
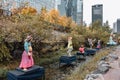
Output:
[
  {"left": 0, "top": 43, "right": 12, "bottom": 61},
  {"left": 0, "top": 68, "right": 8, "bottom": 79}
]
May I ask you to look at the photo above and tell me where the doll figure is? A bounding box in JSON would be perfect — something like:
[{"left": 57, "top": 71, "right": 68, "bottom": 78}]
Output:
[
  {"left": 67, "top": 37, "right": 73, "bottom": 56},
  {"left": 19, "top": 35, "right": 34, "bottom": 71}
]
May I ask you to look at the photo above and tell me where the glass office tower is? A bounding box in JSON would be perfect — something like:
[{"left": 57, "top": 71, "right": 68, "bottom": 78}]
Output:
[
  {"left": 92, "top": 4, "right": 103, "bottom": 25},
  {"left": 58, "top": 0, "right": 83, "bottom": 25},
  {"left": 1, "top": 0, "right": 56, "bottom": 12},
  {"left": 117, "top": 19, "right": 120, "bottom": 33}
]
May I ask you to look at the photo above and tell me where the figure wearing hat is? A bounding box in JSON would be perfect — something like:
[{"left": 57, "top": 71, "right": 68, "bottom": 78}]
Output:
[{"left": 19, "top": 35, "right": 34, "bottom": 71}]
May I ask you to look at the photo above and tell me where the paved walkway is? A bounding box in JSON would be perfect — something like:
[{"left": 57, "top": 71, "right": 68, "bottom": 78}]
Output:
[{"left": 96, "top": 46, "right": 120, "bottom": 80}]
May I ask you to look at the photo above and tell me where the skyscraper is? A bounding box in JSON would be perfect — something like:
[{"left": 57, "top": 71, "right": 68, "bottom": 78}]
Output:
[
  {"left": 113, "top": 19, "right": 120, "bottom": 34},
  {"left": 76, "top": 0, "right": 83, "bottom": 25},
  {"left": 58, "top": 0, "right": 83, "bottom": 25},
  {"left": 113, "top": 22, "right": 117, "bottom": 33},
  {"left": 117, "top": 19, "right": 120, "bottom": 33},
  {"left": 92, "top": 4, "right": 103, "bottom": 25},
  {"left": 1, "top": 0, "right": 57, "bottom": 12},
  {"left": 58, "top": 0, "right": 66, "bottom": 16}
]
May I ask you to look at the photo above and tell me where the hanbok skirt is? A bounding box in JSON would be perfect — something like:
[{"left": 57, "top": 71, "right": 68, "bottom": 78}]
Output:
[{"left": 19, "top": 51, "right": 34, "bottom": 69}]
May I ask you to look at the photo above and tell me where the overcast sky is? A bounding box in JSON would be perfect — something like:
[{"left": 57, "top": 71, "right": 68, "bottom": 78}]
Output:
[{"left": 83, "top": 0, "right": 120, "bottom": 28}]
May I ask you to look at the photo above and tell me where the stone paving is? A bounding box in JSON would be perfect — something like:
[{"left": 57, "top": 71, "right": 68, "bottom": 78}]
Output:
[{"left": 96, "top": 46, "right": 120, "bottom": 80}]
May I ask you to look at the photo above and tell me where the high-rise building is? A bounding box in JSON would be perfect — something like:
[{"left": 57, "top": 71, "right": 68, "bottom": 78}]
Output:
[
  {"left": 113, "top": 22, "right": 117, "bottom": 33},
  {"left": 92, "top": 4, "right": 103, "bottom": 25},
  {"left": 76, "top": 0, "right": 83, "bottom": 25},
  {"left": 1, "top": 0, "right": 57, "bottom": 12},
  {"left": 58, "top": 0, "right": 66, "bottom": 16},
  {"left": 113, "top": 19, "right": 120, "bottom": 34},
  {"left": 117, "top": 19, "right": 120, "bottom": 33},
  {"left": 58, "top": 0, "right": 83, "bottom": 25},
  {"left": 14, "top": 0, "right": 56, "bottom": 12}
]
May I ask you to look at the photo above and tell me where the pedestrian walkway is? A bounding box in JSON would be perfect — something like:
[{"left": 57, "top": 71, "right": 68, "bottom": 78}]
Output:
[{"left": 96, "top": 46, "right": 120, "bottom": 80}]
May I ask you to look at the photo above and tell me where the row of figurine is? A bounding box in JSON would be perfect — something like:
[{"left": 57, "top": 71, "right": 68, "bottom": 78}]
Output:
[
  {"left": 67, "top": 37, "right": 101, "bottom": 56},
  {"left": 19, "top": 34, "right": 114, "bottom": 71},
  {"left": 67, "top": 33, "right": 117, "bottom": 57}
]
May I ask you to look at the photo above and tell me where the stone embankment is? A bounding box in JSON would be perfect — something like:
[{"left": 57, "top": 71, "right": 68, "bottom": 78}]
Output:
[{"left": 84, "top": 46, "right": 120, "bottom": 80}]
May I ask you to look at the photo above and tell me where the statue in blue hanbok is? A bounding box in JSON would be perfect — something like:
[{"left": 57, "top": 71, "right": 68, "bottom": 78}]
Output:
[{"left": 107, "top": 33, "right": 117, "bottom": 45}]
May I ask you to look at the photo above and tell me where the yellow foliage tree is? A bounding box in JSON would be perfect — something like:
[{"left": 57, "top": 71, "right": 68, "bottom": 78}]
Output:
[
  {"left": 70, "top": 21, "right": 77, "bottom": 27},
  {"left": 48, "top": 9, "right": 60, "bottom": 24},
  {"left": 58, "top": 16, "right": 76, "bottom": 27},
  {"left": 39, "top": 7, "right": 48, "bottom": 21},
  {"left": 20, "top": 6, "right": 37, "bottom": 15},
  {"left": 58, "top": 16, "right": 68, "bottom": 26},
  {"left": 11, "top": 6, "right": 37, "bottom": 15},
  {"left": 66, "top": 17, "right": 73, "bottom": 27}
]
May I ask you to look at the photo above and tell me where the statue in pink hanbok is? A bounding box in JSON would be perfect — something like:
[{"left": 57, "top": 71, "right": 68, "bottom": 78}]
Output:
[{"left": 19, "top": 35, "right": 34, "bottom": 71}]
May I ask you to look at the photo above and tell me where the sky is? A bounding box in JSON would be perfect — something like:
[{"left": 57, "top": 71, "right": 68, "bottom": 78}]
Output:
[{"left": 83, "top": 0, "right": 120, "bottom": 28}]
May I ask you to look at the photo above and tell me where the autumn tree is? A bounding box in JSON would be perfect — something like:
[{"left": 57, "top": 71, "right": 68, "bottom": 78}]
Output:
[
  {"left": 39, "top": 7, "right": 48, "bottom": 21},
  {"left": 48, "top": 9, "right": 60, "bottom": 24},
  {"left": 20, "top": 6, "right": 37, "bottom": 15},
  {"left": 11, "top": 1, "right": 37, "bottom": 15},
  {"left": 58, "top": 16, "right": 68, "bottom": 26}
]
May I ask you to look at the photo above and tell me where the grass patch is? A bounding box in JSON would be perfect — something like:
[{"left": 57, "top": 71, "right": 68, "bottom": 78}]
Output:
[
  {"left": 34, "top": 49, "right": 68, "bottom": 65},
  {"left": 0, "top": 68, "right": 8, "bottom": 79},
  {"left": 66, "top": 47, "right": 113, "bottom": 80}
]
